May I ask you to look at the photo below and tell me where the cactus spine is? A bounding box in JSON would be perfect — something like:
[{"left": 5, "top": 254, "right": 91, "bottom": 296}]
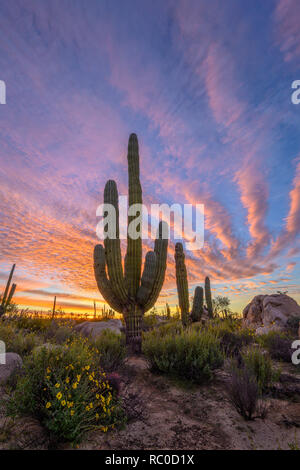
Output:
[
  {"left": 205, "top": 276, "right": 213, "bottom": 318},
  {"left": 0, "top": 264, "right": 16, "bottom": 317},
  {"left": 94, "top": 134, "right": 168, "bottom": 352}
]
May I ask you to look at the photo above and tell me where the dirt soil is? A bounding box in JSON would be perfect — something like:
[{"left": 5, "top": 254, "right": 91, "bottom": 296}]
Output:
[{"left": 1, "top": 357, "right": 299, "bottom": 450}]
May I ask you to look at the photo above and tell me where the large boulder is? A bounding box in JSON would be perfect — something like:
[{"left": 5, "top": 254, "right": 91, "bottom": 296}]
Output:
[
  {"left": 243, "top": 293, "right": 300, "bottom": 333},
  {"left": 0, "top": 352, "right": 22, "bottom": 383},
  {"left": 74, "top": 319, "right": 123, "bottom": 339}
]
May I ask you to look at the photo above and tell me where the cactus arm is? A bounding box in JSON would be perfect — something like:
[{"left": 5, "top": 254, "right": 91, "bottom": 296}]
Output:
[
  {"left": 103, "top": 180, "right": 127, "bottom": 304},
  {"left": 144, "top": 221, "right": 168, "bottom": 311},
  {"left": 191, "top": 286, "right": 204, "bottom": 322},
  {"left": 205, "top": 276, "right": 213, "bottom": 318},
  {"left": 124, "top": 133, "right": 142, "bottom": 299},
  {"left": 175, "top": 242, "right": 189, "bottom": 326},
  {"left": 1, "top": 263, "right": 15, "bottom": 308},
  {"left": 94, "top": 244, "right": 124, "bottom": 313},
  {"left": 137, "top": 251, "right": 157, "bottom": 306}
]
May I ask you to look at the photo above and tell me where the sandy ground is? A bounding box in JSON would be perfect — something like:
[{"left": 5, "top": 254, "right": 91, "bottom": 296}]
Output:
[{"left": 0, "top": 357, "right": 299, "bottom": 450}]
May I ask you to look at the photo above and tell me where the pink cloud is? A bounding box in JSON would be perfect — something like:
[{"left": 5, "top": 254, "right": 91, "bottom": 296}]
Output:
[
  {"left": 274, "top": 0, "right": 300, "bottom": 62},
  {"left": 235, "top": 162, "right": 270, "bottom": 258}
]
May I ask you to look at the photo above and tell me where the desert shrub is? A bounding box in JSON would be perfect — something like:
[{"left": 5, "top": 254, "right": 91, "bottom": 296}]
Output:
[
  {"left": 142, "top": 314, "right": 160, "bottom": 330},
  {"left": 42, "top": 321, "right": 77, "bottom": 345},
  {"left": 286, "top": 316, "right": 300, "bottom": 335},
  {"left": 6, "top": 338, "right": 125, "bottom": 444},
  {"left": 12, "top": 316, "right": 52, "bottom": 332},
  {"left": 0, "top": 321, "right": 43, "bottom": 356},
  {"left": 257, "top": 331, "right": 293, "bottom": 363},
  {"left": 93, "top": 330, "right": 126, "bottom": 371},
  {"left": 227, "top": 364, "right": 268, "bottom": 421},
  {"left": 155, "top": 320, "right": 183, "bottom": 337},
  {"left": 220, "top": 329, "right": 254, "bottom": 357},
  {"left": 206, "top": 317, "right": 242, "bottom": 334},
  {"left": 142, "top": 328, "right": 223, "bottom": 383},
  {"left": 241, "top": 346, "right": 280, "bottom": 392},
  {"left": 106, "top": 372, "right": 122, "bottom": 396}
]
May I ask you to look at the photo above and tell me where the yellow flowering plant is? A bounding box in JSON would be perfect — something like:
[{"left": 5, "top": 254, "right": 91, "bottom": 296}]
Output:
[{"left": 6, "top": 337, "right": 125, "bottom": 444}]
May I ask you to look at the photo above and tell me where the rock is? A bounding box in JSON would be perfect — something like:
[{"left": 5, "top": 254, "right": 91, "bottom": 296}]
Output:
[
  {"left": 12, "top": 417, "right": 49, "bottom": 450},
  {"left": 243, "top": 294, "right": 300, "bottom": 333},
  {"left": 0, "top": 353, "right": 22, "bottom": 383},
  {"left": 255, "top": 325, "right": 283, "bottom": 336},
  {"left": 74, "top": 319, "right": 123, "bottom": 339}
]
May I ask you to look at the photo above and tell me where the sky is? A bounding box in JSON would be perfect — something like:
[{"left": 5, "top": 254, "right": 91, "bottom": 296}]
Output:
[{"left": 0, "top": 0, "right": 300, "bottom": 315}]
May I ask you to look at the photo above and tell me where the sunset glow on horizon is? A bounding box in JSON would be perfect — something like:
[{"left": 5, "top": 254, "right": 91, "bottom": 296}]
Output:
[{"left": 1, "top": 0, "right": 300, "bottom": 315}]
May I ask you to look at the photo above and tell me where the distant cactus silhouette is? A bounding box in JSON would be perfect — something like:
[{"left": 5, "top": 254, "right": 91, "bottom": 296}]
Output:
[
  {"left": 174, "top": 243, "right": 203, "bottom": 325},
  {"left": 94, "top": 134, "right": 168, "bottom": 352},
  {"left": 0, "top": 264, "right": 16, "bottom": 317}
]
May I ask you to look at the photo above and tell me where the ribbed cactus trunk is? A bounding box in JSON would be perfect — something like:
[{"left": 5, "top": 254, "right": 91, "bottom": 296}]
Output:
[
  {"left": 175, "top": 243, "right": 189, "bottom": 326},
  {"left": 191, "top": 286, "right": 204, "bottom": 322},
  {"left": 175, "top": 244, "right": 206, "bottom": 325},
  {"left": 94, "top": 134, "right": 168, "bottom": 353},
  {"left": 205, "top": 276, "right": 213, "bottom": 318}
]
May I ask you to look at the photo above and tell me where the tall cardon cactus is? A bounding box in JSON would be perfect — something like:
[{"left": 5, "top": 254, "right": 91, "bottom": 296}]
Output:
[
  {"left": 205, "top": 276, "right": 213, "bottom": 318},
  {"left": 94, "top": 134, "right": 168, "bottom": 352},
  {"left": 174, "top": 243, "right": 203, "bottom": 325}
]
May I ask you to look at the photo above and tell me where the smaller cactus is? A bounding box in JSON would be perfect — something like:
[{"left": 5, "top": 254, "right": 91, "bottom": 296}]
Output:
[
  {"left": 166, "top": 302, "right": 171, "bottom": 319},
  {"left": 205, "top": 276, "right": 213, "bottom": 318},
  {"left": 191, "top": 286, "right": 204, "bottom": 322},
  {"left": 175, "top": 243, "right": 204, "bottom": 325},
  {"left": 175, "top": 243, "right": 189, "bottom": 326}
]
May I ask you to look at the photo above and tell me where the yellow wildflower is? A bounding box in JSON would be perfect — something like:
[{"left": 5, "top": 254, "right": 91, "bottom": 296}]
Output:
[
  {"left": 45, "top": 402, "right": 51, "bottom": 409},
  {"left": 56, "top": 392, "right": 62, "bottom": 400}
]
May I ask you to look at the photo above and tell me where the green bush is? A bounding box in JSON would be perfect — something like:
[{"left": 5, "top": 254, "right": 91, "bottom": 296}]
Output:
[
  {"left": 142, "top": 328, "right": 223, "bottom": 383},
  {"left": 0, "top": 321, "right": 43, "bottom": 356},
  {"left": 6, "top": 338, "right": 125, "bottom": 444},
  {"left": 93, "top": 330, "right": 126, "bottom": 371},
  {"left": 257, "top": 331, "right": 293, "bottom": 363},
  {"left": 241, "top": 346, "right": 280, "bottom": 392},
  {"left": 220, "top": 329, "right": 254, "bottom": 357},
  {"left": 43, "top": 321, "right": 77, "bottom": 345},
  {"left": 12, "top": 316, "right": 52, "bottom": 332},
  {"left": 154, "top": 320, "right": 183, "bottom": 337},
  {"left": 142, "top": 314, "right": 160, "bottom": 330}
]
